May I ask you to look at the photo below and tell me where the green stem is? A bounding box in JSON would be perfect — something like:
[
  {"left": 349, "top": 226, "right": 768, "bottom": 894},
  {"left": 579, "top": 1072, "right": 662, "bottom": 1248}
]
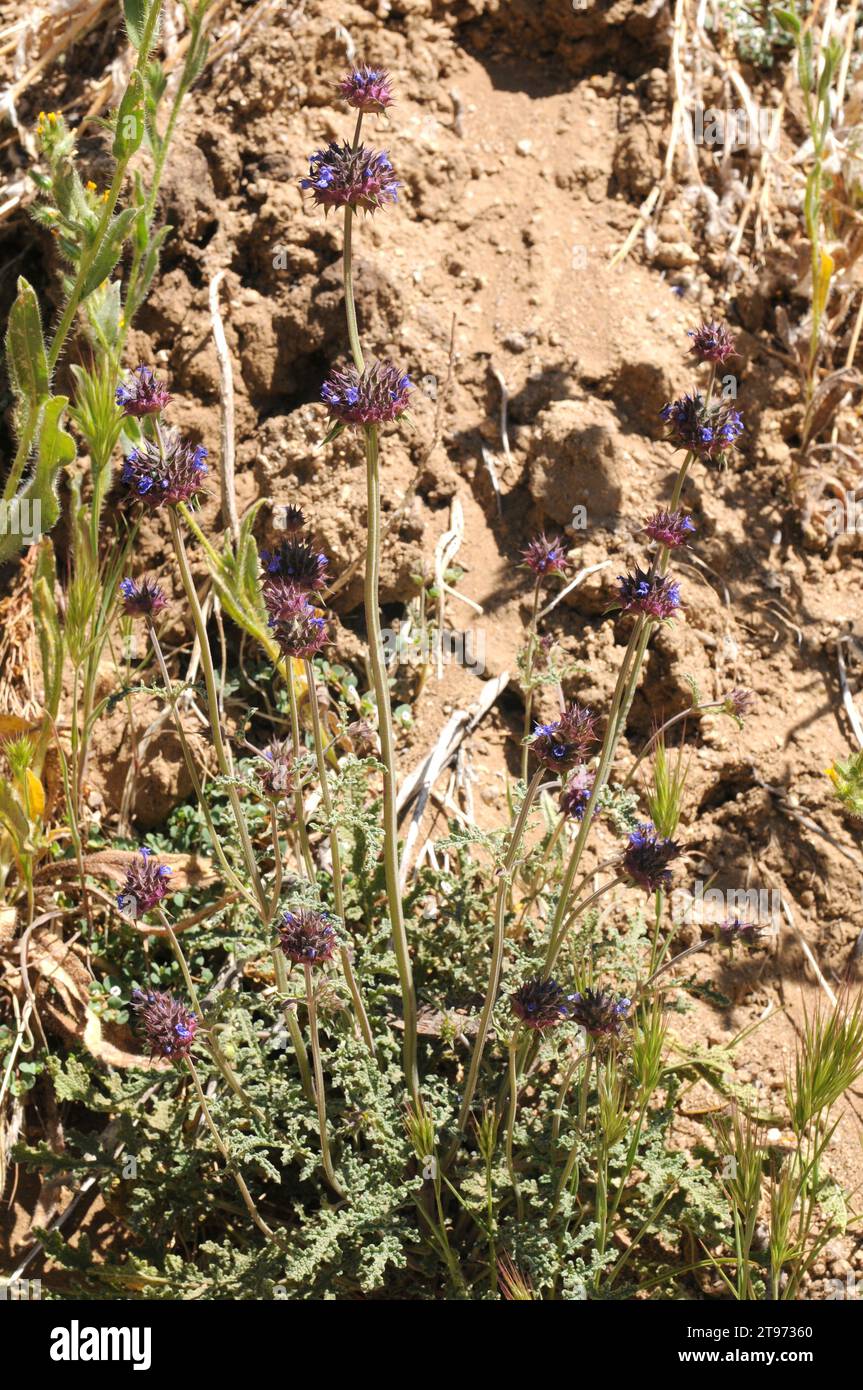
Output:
[
  {"left": 168, "top": 509, "right": 265, "bottom": 909},
  {"left": 185, "top": 1056, "right": 279, "bottom": 1245},
  {"left": 304, "top": 659, "right": 375, "bottom": 1055},
  {"left": 156, "top": 907, "right": 260, "bottom": 1117},
  {"left": 364, "top": 425, "right": 418, "bottom": 1099},
  {"left": 148, "top": 622, "right": 259, "bottom": 912},
  {"left": 343, "top": 210, "right": 365, "bottom": 374},
  {"left": 451, "top": 766, "right": 544, "bottom": 1150},
  {"left": 506, "top": 1036, "right": 524, "bottom": 1222},
  {"left": 304, "top": 961, "right": 344, "bottom": 1197},
  {"left": 520, "top": 580, "right": 542, "bottom": 784},
  {"left": 284, "top": 658, "right": 316, "bottom": 880}
]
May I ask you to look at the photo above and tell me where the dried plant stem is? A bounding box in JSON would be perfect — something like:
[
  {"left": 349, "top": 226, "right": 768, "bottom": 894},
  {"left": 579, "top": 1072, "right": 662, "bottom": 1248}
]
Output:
[
  {"left": 185, "top": 1056, "right": 280, "bottom": 1245},
  {"left": 452, "top": 766, "right": 545, "bottom": 1149},
  {"left": 304, "top": 659, "right": 375, "bottom": 1054},
  {"left": 364, "top": 424, "right": 418, "bottom": 1098},
  {"left": 304, "top": 961, "right": 344, "bottom": 1197}
]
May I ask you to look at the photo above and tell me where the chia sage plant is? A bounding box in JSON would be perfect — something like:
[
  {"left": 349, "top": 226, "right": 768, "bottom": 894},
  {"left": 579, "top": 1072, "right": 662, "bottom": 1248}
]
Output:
[{"left": 6, "top": 32, "right": 863, "bottom": 1305}]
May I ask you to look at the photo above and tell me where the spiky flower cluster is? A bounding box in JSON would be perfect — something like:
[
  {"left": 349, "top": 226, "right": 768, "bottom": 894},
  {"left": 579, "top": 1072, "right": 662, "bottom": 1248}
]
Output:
[
  {"left": 321, "top": 361, "right": 412, "bottom": 429},
  {"left": 570, "top": 988, "right": 632, "bottom": 1038},
  {"left": 643, "top": 509, "right": 695, "bottom": 550},
  {"left": 116, "top": 365, "right": 172, "bottom": 417},
  {"left": 119, "top": 576, "right": 167, "bottom": 618},
  {"left": 511, "top": 976, "right": 575, "bottom": 1030},
  {"left": 266, "top": 586, "right": 328, "bottom": 660},
  {"left": 660, "top": 393, "right": 744, "bottom": 465},
  {"left": 278, "top": 908, "right": 338, "bottom": 965},
  {"left": 521, "top": 533, "right": 568, "bottom": 577},
  {"left": 617, "top": 567, "right": 681, "bottom": 620},
  {"left": 260, "top": 536, "right": 329, "bottom": 592},
  {"left": 338, "top": 65, "right": 394, "bottom": 113},
  {"left": 131, "top": 988, "right": 197, "bottom": 1061},
  {"left": 531, "top": 703, "right": 598, "bottom": 773},
  {"left": 301, "top": 142, "right": 398, "bottom": 213},
  {"left": 559, "top": 766, "right": 595, "bottom": 821},
  {"left": 623, "top": 823, "right": 680, "bottom": 894},
  {"left": 257, "top": 739, "right": 297, "bottom": 800},
  {"left": 121, "top": 430, "right": 208, "bottom": 507},
  {"left": 117, "top": 848, "right": 172, "bottom": 917},
  {"left": 715, "top": 918, "right": 763, "bottom": 949},
  {"left": 723, "top": 687, "right": 756, "bottom": 722},
  {"left": 688, "top": 320, "right": 738, "bottom": 365}
]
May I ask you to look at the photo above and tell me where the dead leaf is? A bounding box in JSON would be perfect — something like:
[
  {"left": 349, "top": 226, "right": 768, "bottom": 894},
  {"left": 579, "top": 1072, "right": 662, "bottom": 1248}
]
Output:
[
  {"left": 35, "top": 849, "right": 216, "bottom": 888},
  {"left": 3, "top": 927, "right": 169, "bottom": 1070}
]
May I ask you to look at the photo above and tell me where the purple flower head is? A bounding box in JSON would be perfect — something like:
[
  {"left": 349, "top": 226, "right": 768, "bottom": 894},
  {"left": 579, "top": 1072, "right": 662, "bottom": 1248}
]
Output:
[
  {"left": 715, "top": 917, "right": 764, "bottom": 949},
  {"left": 687, "top": 320, "right": 738, "bottom": 366},
  {"left": 338, "top": 65, "right": 394, "bottom": 113},
  {"left": 278, "top": 908, "right": 338, "bottom": 966},
  {"left": 131, "top": 988, "right": 197, "bottom": 1061},
  {"left": 119, "top": 576, "right": 167, "bottom": 619},
  {"left": 115, "top": 365, "right": 171, "bottom": 417},
  {"left": 117, "top": 847, "right": 173, "bottom": 917},
  {"left": 260, "top": 535, "right": 329, "bottom": 592},
  {"left": 559, "top": 766, "right": 596, "bottom": 821},
  {"left": 616, "top": 567, "right": 681, "bottom": 621},
  {"left": 511, "top": 976, "right": 576, "bottom": 1031},
  {"left": 531, "top": 703, "right": 599, "bottom": 774},
  {"left": 257, "top": 738, "right": 297, "bottom": 800},
  {"left": 301, "top": 141, "right": 399, "bottom": 214},
  {"left": 723, "top": 686, "right": 755, "bottom": 721},
  {"left": 643, "top": 509, "right": 695, "bottom": 550},
  {"left": 321, "top": 360, "right": 412, "bottom": 428},
  {"left": 120, "top": 430, "right": 208, "bottom": 508},
  {"left": 570, "top": 988, "right": 632, "bottom": 1038},
  {"left": 660, "top": 392, "right": 744, "bottom": 465},
  {"left": 521, "top": 533, "right": 568, "bottom": 578},
  {"left": 264, "top": 583, "right": 329, "bottom": 660},
  {"left": 623, "top": 822, "right": 680, "bottom": 894}
]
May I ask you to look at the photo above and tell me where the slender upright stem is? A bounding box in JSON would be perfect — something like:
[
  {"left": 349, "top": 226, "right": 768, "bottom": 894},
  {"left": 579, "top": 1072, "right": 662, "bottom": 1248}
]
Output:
[
  {"left": 155, "top": 908, "right": 259, "bottom": 1116},
  {"left": 343, "top": 211, "right": 365, "bottom": 374},
  {"left": 304, "top": 660, "right": 375, "bottom": 1054},
  {"left": 148, "top": 622, "right": 258, "bottom": 911},
  {"left": 283, "top": 998, "right": 314, "bottom": 1102},
  {"left": 506, "top": 1036, "right": 525, "bottom": 1222},
  {"left": 304, "top": 962, "right": 344, "bottom": 1197},
  {"left": 284, "top": 658, "right": 316, "bottom": 880},
  {"left": 520, "top": 580, "right": 542, "bottom": 784},
  {"left": 364, "top": 425, "right": 418, "bottom": 1098},
  {"left": 185, "top": 1057, "right": 280, "bottom": 1245},
  {"left": 545, "top": 875, "right": 623, "bottom": 975},
  {"left": 451, "top": 766, "right": 544, "bottom": 1149},
  {"left": 168, "top": 510, "right": 265, "bottom": 909}
]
